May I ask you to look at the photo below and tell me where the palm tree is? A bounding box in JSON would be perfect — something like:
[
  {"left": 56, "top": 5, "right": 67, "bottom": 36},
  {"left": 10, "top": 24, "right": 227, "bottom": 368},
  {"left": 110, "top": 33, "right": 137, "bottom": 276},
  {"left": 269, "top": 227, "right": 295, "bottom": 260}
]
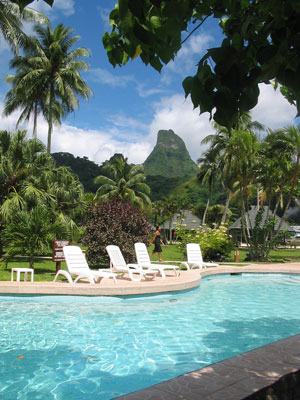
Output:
[
  {"left": 274, "top": 125, "right": 300, "bottom": 233},
  {"left": 201, "top": 112, "right": 264, "bottom": 225},
  {"left": 0, "top": 130, "right": 53, "bottom": 220},
  {"left": 3, "top": 71, "right": 63, "bottom": 139},
  {"left": 46, "top": 166, "right": 87, "bottom": 236},
  {"left": 0, "top": 0, "right": 46, "bottom": 54},
  {"left": 4, "top": 20, "right": 92, "bottom": 152},
  {"left": 0, "top": 129, "right": 86, "bottom": 257},
  {"left": 226, "top": 129, "right": 260, "bottom": 247},
  {"left": 197, "top": 147, "right": 220, "bottom": 225},
  {"left": 2, "top": 205, "right": 69, "bottom": 268},
  {"left": 94, "top": 154, "right": 151, "bottom": 210}
]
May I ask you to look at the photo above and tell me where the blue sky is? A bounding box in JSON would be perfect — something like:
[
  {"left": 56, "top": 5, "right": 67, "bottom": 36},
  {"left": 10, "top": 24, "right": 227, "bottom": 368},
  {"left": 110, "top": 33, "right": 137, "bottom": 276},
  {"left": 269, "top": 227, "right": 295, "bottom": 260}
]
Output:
[{"left": 0, "top": 0, "right": 298, "bottom": 165}]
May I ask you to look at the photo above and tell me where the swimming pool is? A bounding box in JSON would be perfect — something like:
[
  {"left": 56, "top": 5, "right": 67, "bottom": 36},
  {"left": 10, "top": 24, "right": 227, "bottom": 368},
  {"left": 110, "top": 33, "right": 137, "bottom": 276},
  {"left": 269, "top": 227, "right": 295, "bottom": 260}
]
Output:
[{"left": 1, "top": 273, "right": 300, "bottom": 399}]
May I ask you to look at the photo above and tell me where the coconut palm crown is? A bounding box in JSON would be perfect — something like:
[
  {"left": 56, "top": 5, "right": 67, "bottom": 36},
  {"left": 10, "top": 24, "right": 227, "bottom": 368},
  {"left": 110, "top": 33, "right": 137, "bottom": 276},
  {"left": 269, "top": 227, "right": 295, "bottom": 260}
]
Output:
[
  {"left": 94, "top": 154, "right": 151, "bottom": 210},
  {"left": 3, "top": 20, "right": 92, "bottom": 152}
]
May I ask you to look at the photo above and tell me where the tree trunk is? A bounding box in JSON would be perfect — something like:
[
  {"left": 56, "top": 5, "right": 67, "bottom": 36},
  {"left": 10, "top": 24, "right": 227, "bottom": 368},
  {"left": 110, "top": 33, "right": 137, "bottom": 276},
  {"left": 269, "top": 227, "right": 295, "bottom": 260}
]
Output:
[
  {"left": 220, "top": 190, "right": 231, "bottom": 225},
  {"left": 47, "top": 86, "right": 54, "bottom": 153},
  {"left": 0, "top": 224, "right": 3, "bottom": 258},
  {"left": 168, "top": 219, "right": 172, "bottom": 244},
  {"left": 29, "top": 254, "right": 34, "bottom": 269},
  {"left": 276, "top": 154, "right": 300, "bottom": 235},
  {"left": 33, "top": 102, "right": 38, "bottom": 139},
  {"left": 240, "top": 187, "right": 250, "bottom": 251},
  {"left": 202, "top": 198, "right": 210, "bottom": 225}
]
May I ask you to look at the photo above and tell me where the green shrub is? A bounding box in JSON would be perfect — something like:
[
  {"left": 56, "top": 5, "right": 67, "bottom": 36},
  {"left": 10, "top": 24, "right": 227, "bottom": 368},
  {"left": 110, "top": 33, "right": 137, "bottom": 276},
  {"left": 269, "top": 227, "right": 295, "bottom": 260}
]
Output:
[
  {"left": 82, "top": 197, "right": 152, "bottom": 266},
  {"left": 176, "top": 224, "right": 234, "bottom": 261}
]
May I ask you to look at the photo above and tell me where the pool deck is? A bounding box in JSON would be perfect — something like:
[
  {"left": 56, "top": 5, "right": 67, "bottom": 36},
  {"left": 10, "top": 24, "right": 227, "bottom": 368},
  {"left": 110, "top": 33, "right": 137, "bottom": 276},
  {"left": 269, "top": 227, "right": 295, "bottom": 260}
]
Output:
[
  {"left": 2, "top": 262, "right": 300, "bottom": 296},
  {"left": 2, "top": 262, "right": 300, "bottom": 399}
]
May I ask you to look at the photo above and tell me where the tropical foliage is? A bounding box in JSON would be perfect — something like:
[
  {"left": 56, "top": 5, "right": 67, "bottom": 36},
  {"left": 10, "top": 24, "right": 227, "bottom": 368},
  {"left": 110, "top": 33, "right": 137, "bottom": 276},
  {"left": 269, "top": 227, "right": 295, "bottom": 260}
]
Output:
[
  {"left": 52, "top": 152, "right": 106, "bottom": 193},
  {"left": 4, "top": 20, "right": 92, "bottom": 152},
  {"left": 176, "top": 224, "right": 233, "bottom": 261},
  {"left": 104, "top": 0, "right": 300, "bottom": 127},
  {"left": 199, "top": 120, "right": 300, "bottom": 260},
  {"left": 0, "top": 130, "right": 85, "bottom": 266},
  {"left": 0, "top": 0, "right": 45, "bottom": 54},
  {"left": 2, "top": 205, "right": 68, "bottom": 267},
  {"left": 94, "top": 154, "right": 151, "bottom": 210},
  {"left": 82, "top": 197, "right": 152, "bottom": 266},
  {"left": 11, "top": 0, "right": 53, "bottom": 10}
]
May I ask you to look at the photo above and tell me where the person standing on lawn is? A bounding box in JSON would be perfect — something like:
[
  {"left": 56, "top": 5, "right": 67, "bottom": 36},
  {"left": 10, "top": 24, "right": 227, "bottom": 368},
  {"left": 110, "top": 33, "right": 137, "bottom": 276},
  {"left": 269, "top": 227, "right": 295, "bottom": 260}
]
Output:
[{"left": 150, "top": 226, "right": 164, "bottom": 261}]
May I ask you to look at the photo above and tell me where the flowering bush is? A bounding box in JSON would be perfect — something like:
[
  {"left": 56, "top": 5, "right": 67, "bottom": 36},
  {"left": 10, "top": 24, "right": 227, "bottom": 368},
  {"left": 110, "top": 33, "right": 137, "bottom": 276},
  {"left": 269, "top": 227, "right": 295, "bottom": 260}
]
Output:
[
  {"left": 176, "top": 224, "right": 234, "bottom": 261},
  {"left": 82, "top": 197, "right": 152, "bottom": 266}
]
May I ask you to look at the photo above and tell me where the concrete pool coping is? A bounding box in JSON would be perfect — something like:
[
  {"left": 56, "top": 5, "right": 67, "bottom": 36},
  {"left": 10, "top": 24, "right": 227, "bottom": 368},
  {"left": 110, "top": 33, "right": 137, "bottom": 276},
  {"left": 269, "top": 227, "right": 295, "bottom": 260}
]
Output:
[
  {"left": 1, "top": 262, "right": 300, "bottom": 296},
  {"left": 2, "top": 262, "right": 300, "bottom": 399}
]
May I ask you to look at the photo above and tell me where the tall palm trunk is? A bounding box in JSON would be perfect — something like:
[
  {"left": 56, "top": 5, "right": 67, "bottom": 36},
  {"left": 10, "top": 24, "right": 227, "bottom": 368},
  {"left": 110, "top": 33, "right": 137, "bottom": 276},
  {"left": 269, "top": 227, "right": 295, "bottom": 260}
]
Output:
[
  {"left": 273, "top": 186, "right": 283, "bottom": 218},
  {"left": 202, "top": 198, "right": 210, "bottom": 225},
  {"left": 47, "top": 85, "right": 54, "bottom": 153},
  {"left": 240, "top": 187, "right": 250, "bottom": 248},
  {"left": 276, "top": 153, "right": 300, "bottom": 234},
  {"left": 220, "top": 190, "right": 231, "bottom": 225},
  {"left": 256, "top": 185, "right": 260, "bottom": 209},
  {"left": 33, "top": 102, "right": 38, "bottom": 139}
]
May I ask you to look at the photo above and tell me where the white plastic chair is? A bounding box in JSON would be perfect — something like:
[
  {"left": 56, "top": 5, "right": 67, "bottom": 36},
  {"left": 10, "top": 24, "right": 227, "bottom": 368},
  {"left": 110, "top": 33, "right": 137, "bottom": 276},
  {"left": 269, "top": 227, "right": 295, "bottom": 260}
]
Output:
[
  {"left": 180, "top": 243, "right": 219, "bottom": 270},
  {"left": 54, "top": 245, "right": 117, "bottom": 284},
  {"left": 134, "top": 242, "right": 180, "bottom": 279},
  {"left": 106, "top": 245, "right": 158, "bottom": 281}
]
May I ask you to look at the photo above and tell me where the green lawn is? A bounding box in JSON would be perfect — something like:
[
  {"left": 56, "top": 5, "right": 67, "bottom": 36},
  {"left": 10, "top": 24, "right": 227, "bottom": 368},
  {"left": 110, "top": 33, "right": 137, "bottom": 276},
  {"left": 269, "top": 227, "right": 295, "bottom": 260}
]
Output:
[
  {"left": 228, "top": 247, "right": 300, "bottom": 263},
  {"left": 0, "top": 257, "right": 66, "bottom": 282},
  {"left": 148, "top": 244, "right": 183, "bottom": 262},
  {"left": 1, "top": 245, "right": 300, "bottom": 282}
]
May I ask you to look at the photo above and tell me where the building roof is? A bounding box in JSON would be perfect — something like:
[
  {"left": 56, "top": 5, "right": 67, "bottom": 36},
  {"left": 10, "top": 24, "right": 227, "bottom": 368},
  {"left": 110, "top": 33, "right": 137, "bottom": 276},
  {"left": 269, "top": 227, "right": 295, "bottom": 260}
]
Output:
[
  {"left": 228, "top": 206, "right": 294, "bottom": 232},
  {"left": 162, "top": 210, "right": 201, "bottom": 230}
]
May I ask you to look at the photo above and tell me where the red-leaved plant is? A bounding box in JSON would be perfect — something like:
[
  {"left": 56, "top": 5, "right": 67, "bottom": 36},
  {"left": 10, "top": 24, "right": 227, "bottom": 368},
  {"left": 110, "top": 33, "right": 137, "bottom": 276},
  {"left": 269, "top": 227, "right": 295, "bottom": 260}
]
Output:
[{"left": 82, "top": 197, "right": 152, "bottom": 266}]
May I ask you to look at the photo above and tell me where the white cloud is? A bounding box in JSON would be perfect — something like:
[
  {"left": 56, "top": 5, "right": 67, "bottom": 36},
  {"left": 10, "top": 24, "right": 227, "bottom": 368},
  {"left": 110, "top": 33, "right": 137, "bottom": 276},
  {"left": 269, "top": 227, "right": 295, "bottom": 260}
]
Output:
[
  {"left": 1, "top": 82, "right": 297, "bottom": 169},
  {"left": 88, "top": 68, "right": 169, "bottom": 99},
  {"left": 251, "top": 83, "right": 297, "bottom": 129},
  {"left": 149, "top": 94, "right": 214, "bottom": 161},
  {"left": 161, "top": 33, "right": 213, "bottom": 84},
  {"left": 51, "top": 123, "right": 152, "bottom": 165},
  {"left": 29, "top": 0, "right": 75, "bottom": 17},
  {"left": 98, "top": 6, "right": 112, "bottom": 31},
  {"left": 0, "top": 100, "right": 151, "bottom": 165},
  {"left": 106, "top": 114, "right": 148, "bottom": 133},
  {"left": 88, "top": 68, "right": 134, "bottom": 88},
  {"left": 148, "top": 84, "right": 299, "bottom": 162},
  {"left": 179, "top": 32, "right": 214, "bottom": 59},
  {"left": 136, "top": 83, "right": 169, "bottom": 98}
]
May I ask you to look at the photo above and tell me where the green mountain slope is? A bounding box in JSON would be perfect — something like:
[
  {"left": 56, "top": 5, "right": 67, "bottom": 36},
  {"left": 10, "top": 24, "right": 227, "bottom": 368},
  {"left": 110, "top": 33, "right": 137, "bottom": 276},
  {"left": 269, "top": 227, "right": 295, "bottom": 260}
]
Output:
[
  {"left": 51, "top": 152, "right": 104, "bottom": 193},
  {"left": 143, "top": 129, "right": 198, "bottom": 177}
]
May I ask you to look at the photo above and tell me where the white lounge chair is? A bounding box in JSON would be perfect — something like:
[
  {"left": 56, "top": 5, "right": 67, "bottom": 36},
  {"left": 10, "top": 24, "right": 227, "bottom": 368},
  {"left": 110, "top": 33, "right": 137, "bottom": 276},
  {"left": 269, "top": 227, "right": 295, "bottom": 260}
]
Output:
[
  {"left": 134, "top": 242, "right": 180, "bottom": 279},
  {"left": 180, "top": 243, "right": 219, "bottom": 270},
  {"left": 106, "top": 245, "right": 158, "bottom": 282},
  {"left": 54, "top": 245, "right": 118, "bottom": 284}
]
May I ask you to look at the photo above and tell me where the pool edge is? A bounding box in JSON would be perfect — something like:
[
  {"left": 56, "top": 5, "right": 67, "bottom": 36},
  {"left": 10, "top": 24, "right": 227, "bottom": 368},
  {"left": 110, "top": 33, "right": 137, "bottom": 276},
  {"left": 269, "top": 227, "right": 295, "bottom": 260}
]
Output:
[{"left": 114, "top": 333, "right": 300, "bottom": 400}]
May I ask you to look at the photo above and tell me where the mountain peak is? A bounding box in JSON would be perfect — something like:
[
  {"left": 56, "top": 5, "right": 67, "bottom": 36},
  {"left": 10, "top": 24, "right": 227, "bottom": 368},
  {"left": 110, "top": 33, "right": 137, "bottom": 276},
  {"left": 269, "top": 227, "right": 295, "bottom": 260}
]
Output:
[
  {"left": 143, "top": 129, "right": 198, "bottom": 178},
  {"left": 157, "top": 129, "right": 183, "bottom": 149}
]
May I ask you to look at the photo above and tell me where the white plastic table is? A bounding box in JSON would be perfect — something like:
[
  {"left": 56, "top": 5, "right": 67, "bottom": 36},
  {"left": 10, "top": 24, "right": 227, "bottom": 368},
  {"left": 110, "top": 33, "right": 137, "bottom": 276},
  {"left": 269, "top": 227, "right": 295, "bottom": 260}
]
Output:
[{"left": 11, "top": 268, "right": 34, "bottom": 282}]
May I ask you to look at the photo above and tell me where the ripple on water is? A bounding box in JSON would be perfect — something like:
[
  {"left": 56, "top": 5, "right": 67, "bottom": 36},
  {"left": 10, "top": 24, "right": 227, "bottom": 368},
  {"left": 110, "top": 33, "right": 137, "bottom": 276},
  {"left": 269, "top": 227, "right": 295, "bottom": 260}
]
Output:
[{"left": 1, "top": 274, "right": 300, "bottom": 399}]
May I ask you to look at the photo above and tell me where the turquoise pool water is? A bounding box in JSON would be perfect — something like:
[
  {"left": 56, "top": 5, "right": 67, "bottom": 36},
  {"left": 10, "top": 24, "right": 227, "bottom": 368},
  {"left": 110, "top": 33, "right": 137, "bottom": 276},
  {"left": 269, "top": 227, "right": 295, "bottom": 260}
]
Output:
[{"left": 1, "top": 273, "right": 300, "bottom": 399}]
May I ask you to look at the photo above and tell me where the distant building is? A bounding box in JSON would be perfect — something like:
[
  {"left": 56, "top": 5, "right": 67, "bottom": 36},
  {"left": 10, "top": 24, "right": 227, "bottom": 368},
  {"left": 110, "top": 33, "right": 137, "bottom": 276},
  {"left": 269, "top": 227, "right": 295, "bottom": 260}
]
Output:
[
  {"left": 228, "top": 206, "right": 295, "bottom": 243},
  {"left": 290, "top": 226, "right": 300, "bottom": 233},
  {"left": 161, "top": 210, "right": 201, "bottom": 240}
]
